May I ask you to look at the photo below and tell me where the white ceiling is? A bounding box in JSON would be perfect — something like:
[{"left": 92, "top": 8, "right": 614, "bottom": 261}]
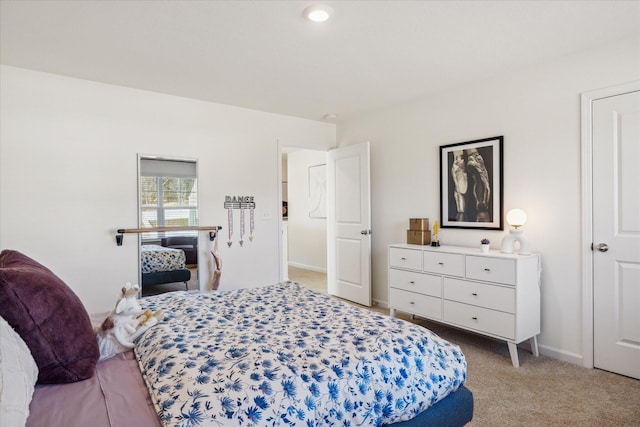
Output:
[{"left": 1, "top": 1, "right": 639, "bottom": 123}]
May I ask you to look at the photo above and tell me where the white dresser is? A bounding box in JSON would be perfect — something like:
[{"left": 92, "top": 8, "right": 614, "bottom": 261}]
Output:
[{"left": 388, "top": 244, "right": 541, "bottom": 367}]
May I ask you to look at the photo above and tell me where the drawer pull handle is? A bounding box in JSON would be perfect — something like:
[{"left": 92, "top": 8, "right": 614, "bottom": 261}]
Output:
[
  {"left": 472, "top": 317, "right": 478, "bottom": 320},
  {"left": 471, "top": 292, "right": 478, "bottom": 296},
  {"left": 484, "top": 268, "right": 490, "bottom": 272},
  {"left": 401, "top": 257, "right": 407, "bottom": 261},
  {"left": 409, "top": 281, "right": 415, "bottom": 284},
  {"left": 409, "top": 301, "right": 415, "bottom": 305},
  {"left": 438, "top": 262, "right": 444, "bottom": 266}
]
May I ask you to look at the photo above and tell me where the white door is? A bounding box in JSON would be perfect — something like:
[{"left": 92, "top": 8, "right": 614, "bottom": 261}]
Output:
[
  {"left": 593, "top": 90, "right": 640, "bottom": 379},
  {"left": 327, "top": 142, "right": 371, "bottom": 306}
]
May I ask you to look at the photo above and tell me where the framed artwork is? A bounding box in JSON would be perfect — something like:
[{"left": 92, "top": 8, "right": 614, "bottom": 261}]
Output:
[
  {"left": 440, "top": 136, "right": 503, "bottom": 230},
  {"left": 308, "top": 164, "right": 327, "bottom": 218}
]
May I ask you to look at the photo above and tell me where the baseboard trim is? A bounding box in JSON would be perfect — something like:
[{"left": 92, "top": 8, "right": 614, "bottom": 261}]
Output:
[
  {"left": 287, "top": 262, "right": 327, "bottom": 274},
  {"left": 535, "top": 344, "right": 583, "bottom": 366},
  {"left": 373, "top": 298, "right": 389, "bottom": 309}
]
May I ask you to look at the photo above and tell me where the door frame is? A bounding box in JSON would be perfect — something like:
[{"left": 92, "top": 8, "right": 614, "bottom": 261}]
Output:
[
  {"left": 580, "top": 80, "right": 640, "bottom": 369},
  {"left": 277, "top": 140, "right": 331, "bottom": 283}
]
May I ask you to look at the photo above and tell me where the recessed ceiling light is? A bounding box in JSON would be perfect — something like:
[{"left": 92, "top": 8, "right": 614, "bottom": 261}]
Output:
[{"left": 303, "top": 4, "right": 334, "bottom": 23}]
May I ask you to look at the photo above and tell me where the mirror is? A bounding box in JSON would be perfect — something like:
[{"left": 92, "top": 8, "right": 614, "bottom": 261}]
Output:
[{"left": 138, "top": 155, "right": 199, "bottom": 296}]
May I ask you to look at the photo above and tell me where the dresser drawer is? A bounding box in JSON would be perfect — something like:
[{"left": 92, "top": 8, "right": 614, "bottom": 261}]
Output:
[
  {"left": 389, "top": 247, "right": 422, "bottom": 270},
  {"left": 443, "top": 301, "right": 515, "bottom": 339},
  {"left": 390, "top": 269, "right": 441, "bottom": 297},
  {"left": 390, "top": 288, "right": 442, "bottom": 320},
  {"left": 443, "top": 278, "right": 515, "bottom": 313},
  {"left": 466, "top": 256, "right": 516, "bottom": 285},
  {"left": 423, "top": 252, "right": 464, "bottom": 277}
]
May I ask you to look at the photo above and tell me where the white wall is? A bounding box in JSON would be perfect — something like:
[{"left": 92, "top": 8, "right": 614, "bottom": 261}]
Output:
[
  {"left": 282, "top": 156, "right": 288, "bottom": 202},
  {"left": 0, "top": 65, "right": 335, "bottom": 313},
  {"left": 337, "top": 37, "right": 640, "bottom": 364},
  {"left": 286, "top": 149, "right": 327, "bottom": 272}
]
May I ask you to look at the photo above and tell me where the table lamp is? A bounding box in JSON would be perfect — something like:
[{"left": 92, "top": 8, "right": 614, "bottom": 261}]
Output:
[{"left": 500, "top": 208, "right": 531, "bottom": 255}]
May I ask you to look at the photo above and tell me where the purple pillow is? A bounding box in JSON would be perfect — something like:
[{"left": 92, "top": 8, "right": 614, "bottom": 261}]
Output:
[{"left": 0, "top": 250, "right": 99, "bottom": 384}]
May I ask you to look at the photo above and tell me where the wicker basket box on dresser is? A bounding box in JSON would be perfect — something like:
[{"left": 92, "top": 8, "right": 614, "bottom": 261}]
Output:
[{"left": 388, "top": 244, "right": 541, "bottom": 368}]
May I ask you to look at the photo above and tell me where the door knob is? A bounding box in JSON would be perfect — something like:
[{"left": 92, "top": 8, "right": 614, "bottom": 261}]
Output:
[
  {"left": 360, "top": 230, "right": 371, "bottom": 235},
  {"left": 594, "top": 243, "right": 609, "bottom": 252}
]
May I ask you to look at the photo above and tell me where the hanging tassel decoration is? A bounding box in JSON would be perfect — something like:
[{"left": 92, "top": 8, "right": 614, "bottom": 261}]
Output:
[
  {"left": 249, "top": 207, "right": 255, "bottom": 242},
  {"left": 227, "top": 208, "right": 233, "bottom": 247},
  {"left": 239, "top": 208, "right": 245, "bottom": 247}
]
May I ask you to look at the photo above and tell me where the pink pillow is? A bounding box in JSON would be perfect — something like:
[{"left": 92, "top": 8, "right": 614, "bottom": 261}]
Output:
[{"left": 0, "top": 250, "right": 99, "bottom": 384}]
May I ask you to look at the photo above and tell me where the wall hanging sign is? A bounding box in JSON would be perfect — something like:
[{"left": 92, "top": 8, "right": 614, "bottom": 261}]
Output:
[
  {"left": 308, "top": 164, "right": 327, "bottom": 218},
  {"left": 440, "top": 136, "right": 503, "bottom": 230},
  {"left": 224, "top": 196, "right": 256, "bottom": 247}
]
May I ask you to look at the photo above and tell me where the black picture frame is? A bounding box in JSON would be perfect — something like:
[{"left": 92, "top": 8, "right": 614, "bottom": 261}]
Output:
[{"left": 440, "top": 136, "right": 503, "bottom": 230}]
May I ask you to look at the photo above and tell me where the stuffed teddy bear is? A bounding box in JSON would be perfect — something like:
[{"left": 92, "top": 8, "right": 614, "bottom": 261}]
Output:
[{"left": 95, "top": 283, "right": 164, "bottom": 361}]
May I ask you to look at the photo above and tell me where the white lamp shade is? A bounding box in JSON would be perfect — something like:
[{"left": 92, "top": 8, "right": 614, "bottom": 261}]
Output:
[
  {"left": 506, "top": 209, "right": 527, "bottom": 228},
  {"left": 501, "top": 209, "right": 531, "bottom": 254}
]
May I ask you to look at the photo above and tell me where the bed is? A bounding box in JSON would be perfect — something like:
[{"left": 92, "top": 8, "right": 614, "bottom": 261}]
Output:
[
  {"left": 0, "top": 250, "right": 473, "bottom": 427},
  {"left": 141, "top": 244, "right": 191, "bottom": 290},
  {"left": 27, "top": 351, "right": 473, "bottom": 427}
]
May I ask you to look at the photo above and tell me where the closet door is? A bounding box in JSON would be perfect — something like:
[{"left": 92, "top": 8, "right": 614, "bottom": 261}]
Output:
[{"left": 592, "top": 90, "right": 640, "bottom": 380}]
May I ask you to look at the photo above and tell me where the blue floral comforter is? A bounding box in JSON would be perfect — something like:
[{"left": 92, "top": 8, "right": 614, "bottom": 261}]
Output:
[{"left": 135, "top": 282, "right": 467, "bottom": 427}]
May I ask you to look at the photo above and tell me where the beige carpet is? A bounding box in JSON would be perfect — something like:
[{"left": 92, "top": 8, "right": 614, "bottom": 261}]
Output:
[{"left": 288, "top": 266, "right": 640, "bottom": 426}]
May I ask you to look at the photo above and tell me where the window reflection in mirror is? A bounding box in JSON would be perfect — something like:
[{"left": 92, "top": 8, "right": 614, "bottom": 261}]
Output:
[{"left": 138, "top": 155, "right": 199, "bottom": 296}]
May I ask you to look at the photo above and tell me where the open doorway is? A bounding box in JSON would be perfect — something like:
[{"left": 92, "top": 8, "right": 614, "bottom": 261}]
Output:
[{"left": 281, "top": 147, "right": 328, "bottom": 294}]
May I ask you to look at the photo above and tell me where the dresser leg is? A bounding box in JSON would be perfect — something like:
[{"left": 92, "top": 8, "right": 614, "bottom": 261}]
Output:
[
  {"left": 390, "top": 308, "right": 396, "bottom": 318},
  {"left": 507, "top": 342, "right": 520, "bottom": 368},
  {"left": 530, "top": 336, "right": 539, "bottom": 357}
]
